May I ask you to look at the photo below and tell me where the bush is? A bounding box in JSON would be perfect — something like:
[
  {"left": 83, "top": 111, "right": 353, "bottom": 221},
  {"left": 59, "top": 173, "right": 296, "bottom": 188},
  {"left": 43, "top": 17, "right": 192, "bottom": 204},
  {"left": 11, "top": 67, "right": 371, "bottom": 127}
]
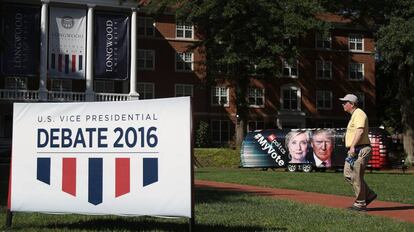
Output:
[{"left": 195, "top": 121, "right": 210, "bottom": 148}]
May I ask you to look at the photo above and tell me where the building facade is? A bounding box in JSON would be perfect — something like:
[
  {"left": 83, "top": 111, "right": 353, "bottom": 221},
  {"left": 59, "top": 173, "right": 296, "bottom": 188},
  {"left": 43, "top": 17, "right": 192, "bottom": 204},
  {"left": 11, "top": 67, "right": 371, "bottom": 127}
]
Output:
[{"left": 0, "top": 0, "right": 376, "bottom": 148}]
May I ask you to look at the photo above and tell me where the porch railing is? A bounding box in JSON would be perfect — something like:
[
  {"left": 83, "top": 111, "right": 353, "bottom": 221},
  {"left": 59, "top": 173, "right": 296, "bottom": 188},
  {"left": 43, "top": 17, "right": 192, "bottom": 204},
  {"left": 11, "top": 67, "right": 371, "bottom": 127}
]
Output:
[{"left": 0, "top": 89, "right": 130, "bottom": 102}]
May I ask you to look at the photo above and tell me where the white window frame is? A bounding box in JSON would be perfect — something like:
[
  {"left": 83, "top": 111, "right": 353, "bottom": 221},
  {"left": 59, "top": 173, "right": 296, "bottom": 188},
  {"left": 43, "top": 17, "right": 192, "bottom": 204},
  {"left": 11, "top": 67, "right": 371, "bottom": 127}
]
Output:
[
  {"left": 316, "top": 90, "right": 333, "bottom": 110},
  {"left": 176, "top": 22, "right": 193, "bottom": 39},
  {"left": 349, "top": 34, "right": 364, "bottom": 51},
  {"left": 137, "top": 82, "right": 154, "bottom": 99},
  {"left": 138, "top": 49, "right": 155, "bottom": 70},
  {"left": 138, "top": 17, "right": 155, "bottom": 37},
  {"left": 211, "top": 86, "right": 229, "bottom": 107},
  {"left": 315, "top": 32, "right": 331, "bottom": 49},
  {"left": 282, "top": 59, "right": 298, "bottom": 78},
  {"left": 316, "top": 60, "right": 332, "bottom": 80},
  {"left": 247, "top": 120, "right": 265, "bottom": 132},
  {"left": 248, "top": 87, "right": 265, "bottom": 108},
  {"left": 175, "top": 52, "right": 193, "bottom": 72},
  {"left": 94, "top": 80, "right": 115, "bottom": 93},
  {"left": 5, "top": 77, "right": 27, "bottom": 90},
  {"left": 281, "top": 85, "right": 301, "bottom": 111},
  {"left": 175, "top": 84, "right": 194, "bottom": 97},
  {"left": 349, "top": 63, "right": 364, "bottom": 81},
  {"left": 51, "top": 79, "right": 72, "bottom": 92},
  {"left": 211, "top": 120, "right": 230, "bottom": 144}
]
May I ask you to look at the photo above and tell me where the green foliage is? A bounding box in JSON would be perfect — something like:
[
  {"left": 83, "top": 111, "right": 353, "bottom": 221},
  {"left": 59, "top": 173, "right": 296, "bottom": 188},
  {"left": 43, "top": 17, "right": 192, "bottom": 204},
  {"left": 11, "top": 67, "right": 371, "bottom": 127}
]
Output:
[
  {"left": 195, "top": 121, "right": 210, "bottom": 147},
  {"left": 194, "top": 148, "right": 240, "bottom": 168}
]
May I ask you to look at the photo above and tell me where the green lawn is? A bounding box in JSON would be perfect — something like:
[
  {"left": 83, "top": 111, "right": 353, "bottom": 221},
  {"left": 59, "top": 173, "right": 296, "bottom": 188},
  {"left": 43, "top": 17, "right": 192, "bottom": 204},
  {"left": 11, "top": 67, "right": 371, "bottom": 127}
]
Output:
[
  {"left": 1, "top": 188, "right": 413, "bottom": 232},
  {"left": 195, "top": 167, "right": 414, "bottom": 204},
  {"left": 1, "top": 149, "right": 413, "bottom": 231}
]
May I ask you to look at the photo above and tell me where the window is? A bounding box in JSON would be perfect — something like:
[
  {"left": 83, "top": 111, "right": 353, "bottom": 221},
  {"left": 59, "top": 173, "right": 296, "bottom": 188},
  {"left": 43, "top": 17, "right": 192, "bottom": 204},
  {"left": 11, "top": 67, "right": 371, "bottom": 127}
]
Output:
[
  {"left": 349, "top": 63, "right": 364, "bottom": 80},
  {"left": 176, "top": 52, "right": 193, "bottom": 71},
  {"left": 316, "top": 90, "right": 332, "bottom": 110},
  {"left": 138, "top": 17, "right": 155, "bottom": 37},
  {"left": 211, "top": 120, "right": 230, "bottom": 143},
  {"left": 137, "top": 82, "right": 154, "bottom": 99},
  {"left": 315, "top": 32, "right": 331, "bottom": 49},
  {"left": 354, "top": 92, "right": 365, "bottom": 109},
  {"left": 5, "top": 77, "right": 27, "bottom": 90},
  {"left": 349, "top": 34, "right": 363, "bottom": 51},
  {"left": 211, "top": 86, "right": 229, "bottom": 106},
  {"left": 281, "top": 86, "right": 300, "bottom": 110},
  {"left": 248, "top": 121, "right": 265, "bottom": 132},
  {"left": 94, "top": 80, "right": 114, "bottom": 93},
  {"left": 138, "top": 49, "right": 155, "bottom": 70},
  {"left": 176, "top": 22, "right": 193, "bottom": 39},
  {"left": 51, "top": 79, "right": 72, "bottom": 92},
  {"left": 283, "top": 36, "right": 297, "bottom": 46},
  {"left": 282, "top": 60, "right": 298, "bottom": 78},
  {"left": 248, "top": 87, "right": 265, "bottom": 107},
  {"left": 175, "top": 84, "right": 193, "bottom": 97},
  {"left": 316, "top": 60, "right": 332, "bottom": 80}
]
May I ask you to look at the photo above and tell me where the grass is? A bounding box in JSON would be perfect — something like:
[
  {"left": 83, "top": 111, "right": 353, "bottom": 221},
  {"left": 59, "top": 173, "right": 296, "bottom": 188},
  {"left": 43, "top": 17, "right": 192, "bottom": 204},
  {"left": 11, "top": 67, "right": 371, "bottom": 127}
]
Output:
[
  {"left": 1, "top": 188, "right": 414, "bottom": 232},
  {"left": 194, "top": 148, "right": 240, "bottom": 168},
  {"left": 0, "top": 148, "right": 413, "bottom": 231},
  {"left": 195, "top": 167, "right": 414, "bottom": 204}
]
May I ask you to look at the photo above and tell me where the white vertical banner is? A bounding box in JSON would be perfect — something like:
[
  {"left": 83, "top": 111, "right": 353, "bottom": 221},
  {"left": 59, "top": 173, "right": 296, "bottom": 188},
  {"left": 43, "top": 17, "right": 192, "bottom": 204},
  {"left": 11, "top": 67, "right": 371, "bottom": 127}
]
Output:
[{"left": 49, "top": 7, "right": 86, "bottom": 79}]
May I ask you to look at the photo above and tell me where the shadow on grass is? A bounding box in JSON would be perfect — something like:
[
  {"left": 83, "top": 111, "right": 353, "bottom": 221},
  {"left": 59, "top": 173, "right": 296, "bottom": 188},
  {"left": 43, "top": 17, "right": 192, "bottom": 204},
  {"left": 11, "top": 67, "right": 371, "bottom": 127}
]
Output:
[
  {"left": 28, "top": 217, "right": 287, "bottom": 232},
  {"left": 4, "top": 188, "right": 287, "bottom": 232},
  {"left": 368, "top": 206, "right": 414, "bottom": 212}
]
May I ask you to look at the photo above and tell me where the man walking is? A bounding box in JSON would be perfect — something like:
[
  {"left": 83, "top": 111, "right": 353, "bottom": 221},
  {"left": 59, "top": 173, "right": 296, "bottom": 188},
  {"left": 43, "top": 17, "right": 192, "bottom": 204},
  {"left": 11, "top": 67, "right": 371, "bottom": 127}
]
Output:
[{"left": 340, "top": 94, "right": 377, "bottom": 211}]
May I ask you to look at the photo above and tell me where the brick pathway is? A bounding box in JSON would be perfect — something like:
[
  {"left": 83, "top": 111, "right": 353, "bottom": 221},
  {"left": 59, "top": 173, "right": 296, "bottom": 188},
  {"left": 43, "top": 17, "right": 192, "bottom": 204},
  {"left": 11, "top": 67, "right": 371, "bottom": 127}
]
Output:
[{"left": 196, "top": 180, "right": 414, "bottom": 224}]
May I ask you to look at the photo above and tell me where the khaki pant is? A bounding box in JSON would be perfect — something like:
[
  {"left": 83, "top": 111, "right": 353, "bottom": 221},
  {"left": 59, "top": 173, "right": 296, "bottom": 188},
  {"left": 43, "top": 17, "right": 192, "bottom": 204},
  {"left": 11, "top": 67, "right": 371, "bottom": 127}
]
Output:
[{"left": 343, "top": 146, "right": 376, "bottom": 204}]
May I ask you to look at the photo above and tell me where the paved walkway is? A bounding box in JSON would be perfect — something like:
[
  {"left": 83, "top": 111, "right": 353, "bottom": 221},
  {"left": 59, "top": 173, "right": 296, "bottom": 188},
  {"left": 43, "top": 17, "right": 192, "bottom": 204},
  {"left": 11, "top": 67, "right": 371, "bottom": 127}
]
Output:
[{"left": 195, "top": 180, "right": 414, "bottom": 224}]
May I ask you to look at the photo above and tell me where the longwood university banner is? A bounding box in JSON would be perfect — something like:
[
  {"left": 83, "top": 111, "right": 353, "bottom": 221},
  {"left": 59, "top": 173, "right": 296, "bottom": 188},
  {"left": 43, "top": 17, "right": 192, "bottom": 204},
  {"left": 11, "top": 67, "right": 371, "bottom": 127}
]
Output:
[
  {"left": 0, "top": 4, "right": 40, "bottom": 76},
  {"left": 10, "top": 97, "right": 192, "bottom": 217},
  {"left": 49, "top": 7, "right": 86, "bottom": 79},
  {"left": 94, "top": 13, "right": 130, "bottom": 80}
]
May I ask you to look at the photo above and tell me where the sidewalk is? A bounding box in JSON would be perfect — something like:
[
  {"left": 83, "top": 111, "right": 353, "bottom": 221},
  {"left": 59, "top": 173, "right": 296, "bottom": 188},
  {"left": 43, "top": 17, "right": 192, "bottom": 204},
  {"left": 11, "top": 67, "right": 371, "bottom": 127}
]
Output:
[{"left": 195, "top": 180, "right": 414, "bottom": 224}]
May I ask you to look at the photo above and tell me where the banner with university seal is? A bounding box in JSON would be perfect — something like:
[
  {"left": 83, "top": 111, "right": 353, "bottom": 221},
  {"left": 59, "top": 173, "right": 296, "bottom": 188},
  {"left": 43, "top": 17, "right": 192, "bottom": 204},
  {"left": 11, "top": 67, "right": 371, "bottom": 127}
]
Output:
[{"left": 49, "top": 7, "right": 86, "bottom": 79}]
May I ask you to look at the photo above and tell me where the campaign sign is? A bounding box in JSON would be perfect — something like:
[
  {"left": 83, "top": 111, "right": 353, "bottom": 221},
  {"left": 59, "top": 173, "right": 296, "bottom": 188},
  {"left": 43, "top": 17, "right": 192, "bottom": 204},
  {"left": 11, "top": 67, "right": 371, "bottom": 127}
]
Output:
[{"left": 10, "top": 97, "right": 192, "bottom": 217}]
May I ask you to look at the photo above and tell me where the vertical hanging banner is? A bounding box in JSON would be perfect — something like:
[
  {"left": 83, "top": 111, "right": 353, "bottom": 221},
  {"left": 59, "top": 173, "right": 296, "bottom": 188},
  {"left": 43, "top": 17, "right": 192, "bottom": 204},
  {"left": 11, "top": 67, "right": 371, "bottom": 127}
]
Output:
[
  {"left": 0, "top": 4, "right": 40, "bottom": 77},
  {"left": 10, "top": 97, "right": 192, "bottom": 217},
  {"left": 49, "top": 7, "right": 86, "bottom": 79},
  {"left": 94, "top": 13, "right": 130, "bottom": 80}
]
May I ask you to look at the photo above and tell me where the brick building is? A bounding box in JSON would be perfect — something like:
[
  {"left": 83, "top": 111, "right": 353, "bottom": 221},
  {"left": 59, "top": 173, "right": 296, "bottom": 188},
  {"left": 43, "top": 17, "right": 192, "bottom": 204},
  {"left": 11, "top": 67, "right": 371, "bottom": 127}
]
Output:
[{"left": 0, "top": 0, "right": 376, "bottom": 148}]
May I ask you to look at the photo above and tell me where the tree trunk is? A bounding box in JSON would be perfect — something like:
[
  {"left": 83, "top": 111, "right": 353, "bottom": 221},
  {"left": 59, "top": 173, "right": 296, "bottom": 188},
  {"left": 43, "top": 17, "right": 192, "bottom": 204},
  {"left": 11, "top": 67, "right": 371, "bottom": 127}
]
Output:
[
  {"left": 399, "top": 69, "right": 414, "bottom": 165},
  {"left": 235, "top": 119, "right": 246, "bottom": 148},
  {"left": 234, "top": 73, "right": 248, "bottom": 148}
]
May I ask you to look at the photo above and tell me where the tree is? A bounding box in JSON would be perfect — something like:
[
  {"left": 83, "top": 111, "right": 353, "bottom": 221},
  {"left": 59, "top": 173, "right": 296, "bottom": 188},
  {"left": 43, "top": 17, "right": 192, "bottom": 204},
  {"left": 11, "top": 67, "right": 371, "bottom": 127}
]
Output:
[
  {"left": 147, "top": 0, "right": 328, "bottom": 146},
  {"left": 330, "top": 0, "right": 414, "bottom": 165}
]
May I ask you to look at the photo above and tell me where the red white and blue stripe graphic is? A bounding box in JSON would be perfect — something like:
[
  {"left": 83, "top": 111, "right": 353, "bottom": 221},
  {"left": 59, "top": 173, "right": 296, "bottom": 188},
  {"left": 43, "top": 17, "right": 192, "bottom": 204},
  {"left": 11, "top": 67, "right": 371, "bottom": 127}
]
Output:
[
  {"left": 36, "top": 157, "right": 158, "bottom": 205},
  {"left": 50, "top": 53, "right": 83, "bottom": 74}
]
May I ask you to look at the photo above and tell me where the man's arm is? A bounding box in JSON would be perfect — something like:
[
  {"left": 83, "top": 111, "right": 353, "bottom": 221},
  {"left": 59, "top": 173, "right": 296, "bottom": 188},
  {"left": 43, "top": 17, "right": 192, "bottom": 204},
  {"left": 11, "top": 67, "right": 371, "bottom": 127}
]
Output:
[{"left": 348, "top": 128, "right": 364, "bottom": 156}]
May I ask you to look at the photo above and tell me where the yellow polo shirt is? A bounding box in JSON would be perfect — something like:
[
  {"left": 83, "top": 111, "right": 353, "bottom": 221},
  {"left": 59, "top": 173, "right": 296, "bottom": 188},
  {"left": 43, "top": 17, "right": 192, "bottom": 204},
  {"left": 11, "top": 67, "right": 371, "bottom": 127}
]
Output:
[{"left": 345, "top": 108, "right": 370, "bottom": 147}]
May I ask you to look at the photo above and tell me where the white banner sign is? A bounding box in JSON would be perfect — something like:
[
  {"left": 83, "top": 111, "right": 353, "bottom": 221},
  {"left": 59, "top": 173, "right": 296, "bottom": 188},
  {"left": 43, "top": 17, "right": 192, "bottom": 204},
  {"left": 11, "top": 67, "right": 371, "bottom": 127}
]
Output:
[
  {"left": 10, "top": 97, "right": 192, "bottom": 217},
  {"left": 49, "top": 7, "right": 86, "bottom": 79}
]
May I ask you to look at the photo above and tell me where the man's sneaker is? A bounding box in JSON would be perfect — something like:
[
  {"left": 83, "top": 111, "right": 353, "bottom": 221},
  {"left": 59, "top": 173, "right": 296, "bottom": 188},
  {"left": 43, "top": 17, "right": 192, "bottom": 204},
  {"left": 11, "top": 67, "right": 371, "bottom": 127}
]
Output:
[
  {"left": 349, "top": 201, "right": 367, "bottom": 212},
  {"left": 366, "top": 193, "right": 377, "bottom": 206},
  {"left": 349, "top": 205, "right": 367, "bottom": 212}
]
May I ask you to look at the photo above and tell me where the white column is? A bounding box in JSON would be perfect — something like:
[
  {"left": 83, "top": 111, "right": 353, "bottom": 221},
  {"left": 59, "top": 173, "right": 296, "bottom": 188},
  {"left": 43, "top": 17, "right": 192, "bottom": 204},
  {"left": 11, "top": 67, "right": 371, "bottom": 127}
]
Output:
[
  {"left": 85, "top": 4, "right": 95, "bottom": 101},
  {"left": 38, "top": 0, "right": 49, "bottom": 101},
  {"left": 129, "top": 8, "right": 139, "bottom": 100}
]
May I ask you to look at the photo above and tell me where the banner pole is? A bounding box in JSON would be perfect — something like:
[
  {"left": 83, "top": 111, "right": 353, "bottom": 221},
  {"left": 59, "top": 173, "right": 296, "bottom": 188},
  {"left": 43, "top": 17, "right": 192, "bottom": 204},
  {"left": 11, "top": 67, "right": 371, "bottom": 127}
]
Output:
[
  {"left": 189, "top": 97, "right": 195, "bottom": 232},
  {"left": 5, "top": 209, "right": 13, "bottom": 228}
]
